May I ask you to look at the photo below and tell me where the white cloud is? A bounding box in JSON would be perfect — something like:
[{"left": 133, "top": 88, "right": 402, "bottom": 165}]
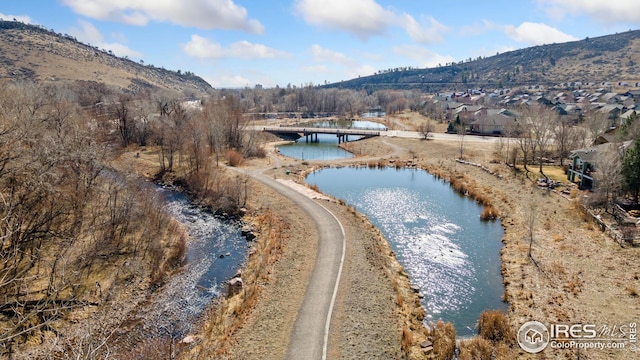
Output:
[
  {"left": 68, "top": 20, "right": 142, "bottom": 59},
  {"left": 401, "top": 14, "right": 448, "bottom": 44},
  {"left": 305, "top": 44, "right": 375, "bottom": 81},
  {"left": 392, "top": 45, "right": 456, "bottom": 68},
  {"left": 295, "top": 0, "right": 395, "bottom": 39},
  {"left": 296, "top": 0, "right": 447, "bottom": 42},
  {"left": 62, "top": 0, "right": 264, "bottom": 34},
  {"left": 0, "top": 13, "right": 33, "bottom": 24},
  {"left": 310, "top": 45, "right": 356, "bottom": 66},
  {"left": 504, "top": 22, "right": 577, "bottom": 45},
  {"left": 182, "top": 34, "right": 289, "bottom": 60},
  {"left": 538, "top": 0, "right": 640, "bottom": 25}
]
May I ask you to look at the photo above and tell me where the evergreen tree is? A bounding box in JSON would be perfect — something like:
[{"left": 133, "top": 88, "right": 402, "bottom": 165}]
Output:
[
  {"left": 621, "top": 138, "right": 640, "bottom": 202},
  {"left": 447, "top": 121, "right": 456, "bottom": 133}
]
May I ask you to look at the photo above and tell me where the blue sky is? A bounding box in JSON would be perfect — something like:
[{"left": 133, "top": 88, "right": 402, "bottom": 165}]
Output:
[{"left": 2, "top": 0, "right": 640, "bottom": 88}]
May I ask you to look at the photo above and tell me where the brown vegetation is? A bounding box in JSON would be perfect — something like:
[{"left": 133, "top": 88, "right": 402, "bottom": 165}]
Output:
[
  {"left": 0, "top": 81, "right": 187, "bottom": 356},
  {"left": 477, "top": 310, "right": 513, "bottom": 345},
  {"left": 430, "top": 321, "right": 456, "bottom": 360},
  {"left": 184, "top": 210, "right": 286, "bottom": 358},
  {"left": 0, "top": 65, "right": 266, "bottom": 356},
  {"left": 0, "top": 20, "right": 212, "bottom": 96}
]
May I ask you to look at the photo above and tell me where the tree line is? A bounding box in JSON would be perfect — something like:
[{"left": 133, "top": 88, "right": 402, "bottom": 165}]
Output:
[{"left": 0, "top": 80, "right": 196, "bottom": 355}]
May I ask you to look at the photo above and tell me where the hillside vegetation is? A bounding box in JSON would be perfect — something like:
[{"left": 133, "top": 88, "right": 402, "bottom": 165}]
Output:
[
  {"left": 0, "top": 21, "right": 213, "bottom": 97},
  {"left": 327, "top": 29, "right": 640, "bottom": 92}
]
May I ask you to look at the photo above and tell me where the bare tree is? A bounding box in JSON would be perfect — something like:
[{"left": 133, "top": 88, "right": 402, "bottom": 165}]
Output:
[
  {"left": 457, "top": 122, "right": 466, "bottom": 159},
  {"left": 592, "top": 144, "right": 623, "bottom": 213},
  {"left": 527, "top": 200, "right": 537, "bottom": 262},
  {"left": 112, "top": 94, "right": 134, "bottom": 146},
  {"left": 553, "top": 116, "right": 577, "bottom": 166},
  {"left": 0, "top": 82, "right": 184, "bottom": 356},
  {"left": 529, "top": 105, "right": 556, "bottom": 176},
  {"left": 153, "top": 99, "right": 189, "bottom": 172},
  {"left": 515, "top": 104, "right": 555, "bottom": 175},
  {"left": 582, "top": 108, "right": 610, "bottom": 145},
  {"left": 202, "top": 95, "right": 246, "bottom": 164},
  {"left": 419, "top": 120, "right": 435, "bottom": 140},
  {"left": 514, "top": 120, "right": 533, "bottom": 172},
  {"left": 502, "top": 119, "right": 519, "bottom": 165}
]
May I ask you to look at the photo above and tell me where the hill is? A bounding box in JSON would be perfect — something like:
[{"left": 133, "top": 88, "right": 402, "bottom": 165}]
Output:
[
  {"left": 327, "top": 29, "right": 640, "bottom": 92},
  {"left": 0, "top": 20, "right": 213, "bottom": 96}
]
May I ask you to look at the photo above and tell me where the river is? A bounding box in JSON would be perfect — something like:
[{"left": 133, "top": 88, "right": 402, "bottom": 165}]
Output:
[
  {"left": 118, "top": 186, "right": 247, "bottom": 345},
  {"left": 306, "top": 166, "right": 507, "bottom": 337}
]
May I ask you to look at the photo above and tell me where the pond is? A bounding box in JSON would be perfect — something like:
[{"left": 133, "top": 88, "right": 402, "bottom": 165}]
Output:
[{"left": 306, "top": 167, "right": 507, "bottom": 336}]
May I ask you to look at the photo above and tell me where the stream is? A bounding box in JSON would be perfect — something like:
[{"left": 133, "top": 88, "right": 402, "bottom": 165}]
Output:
[{"left": 116, "top": 186, "right": 247, "bottom": 348}]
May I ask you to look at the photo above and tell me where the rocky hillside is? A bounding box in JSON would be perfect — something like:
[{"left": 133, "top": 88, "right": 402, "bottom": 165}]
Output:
[
  {"left": 0, "top": 21, "right": 213, "bottom": 96},
  {"left": 327, "top": 29, "right": 640, "bottom": 92}
]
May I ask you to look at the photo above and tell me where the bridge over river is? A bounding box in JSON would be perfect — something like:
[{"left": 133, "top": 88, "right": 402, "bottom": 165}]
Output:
[{"left": 262, "top": 126, "right": 381, "bottom": 143}]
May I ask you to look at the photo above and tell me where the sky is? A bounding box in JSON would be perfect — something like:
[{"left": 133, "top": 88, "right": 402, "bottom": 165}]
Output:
[{"left": 2, "top": 0, "right": 640, "bottom": 89}]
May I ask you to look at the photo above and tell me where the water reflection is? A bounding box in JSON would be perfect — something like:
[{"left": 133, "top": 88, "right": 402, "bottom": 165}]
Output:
[
  {"left": 306, "top": 167, "right": 506, "bottom": 336},
  {"left": 277, "top": 134, "right": 354, "bottom": 160}
]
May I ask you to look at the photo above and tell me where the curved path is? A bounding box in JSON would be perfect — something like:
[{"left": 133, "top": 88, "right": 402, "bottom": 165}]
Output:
[{"left": 238, "top": 168, "right": 346, "bottom": 360}]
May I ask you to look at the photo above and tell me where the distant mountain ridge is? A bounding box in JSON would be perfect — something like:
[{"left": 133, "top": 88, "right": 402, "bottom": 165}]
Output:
[
  {"left": 0, "top": 20, "right": 213, "bottom": 96},
  {"left": 326, "top": 29, "right": 640, "bottom": 92}
]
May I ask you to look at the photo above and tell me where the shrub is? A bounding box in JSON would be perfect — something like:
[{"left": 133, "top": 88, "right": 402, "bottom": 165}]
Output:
[
  {"left": 458, "top": 337, "right": 493, "bottom": 360},
  {"left": 480, "top": 205, "right": 498, "bottom": 221},
  {"left": 477, "top": 310, "right": 513, "bottom": 345},
  {"left": 164, "top": 231, "right": 187, "bottom": 270},
  {"left": 431, "top": 320, "right": 456, "bottom": 360},
  {"left": 494, "top": 341, "right": 513, "bottom": 359},
  {"left": 401, "top": 325, "right": 413, "bottom": 354},
  {"left": 225, "top": 149, "right": 244, "bottom": 166},
  {"left": 625, "top": 286, "right": 638, "bottom": 297}
]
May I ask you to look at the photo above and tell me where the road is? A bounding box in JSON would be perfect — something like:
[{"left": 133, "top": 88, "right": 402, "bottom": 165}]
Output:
[
  {"left": 249, "top": 124, "right": 502, "bottom": 143},
  {"left": 382, "top": 129, "right": 501, "bottom": 143},
  {"left": 237, "top": 168, "right": 346, "bottom": 360}
]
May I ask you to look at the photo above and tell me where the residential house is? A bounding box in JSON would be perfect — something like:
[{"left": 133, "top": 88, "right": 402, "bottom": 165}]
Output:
[
  {"left": 593, "top": 127, "right": 618, "bottom": 145},
  {"left": 554, "top": 103, "right": 582, "bottom": 120},
  {"left": 567, "top": 147, "right": 598, "bottom": 189},
  {"left": 452, "top": 104, "right": 485, "bottom": 124},
  {"left": 599, "top": 92, "right": 620, "bottom": 104},
  {"left": 597, "top": 104, "right": 625, "bottom": 125},
  {"left": 468, "top": 113, "right": 514, "bottom": 135},
  {"left": 620, "top": 109, "right": 637, "bottom": 125},
  {"left": 567, "top": 141, "right": 630, "bottom": 189}
]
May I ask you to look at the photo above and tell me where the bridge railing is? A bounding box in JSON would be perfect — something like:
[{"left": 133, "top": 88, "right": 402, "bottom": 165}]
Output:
[
  {"left": 277, "top": 124, "right": 387, "bottom": 131},
  {"left": 262, "top": 126, "right": 381, "bottom": 136}
]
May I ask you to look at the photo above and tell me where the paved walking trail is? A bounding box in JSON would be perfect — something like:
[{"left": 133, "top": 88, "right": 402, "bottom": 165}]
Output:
[{"left": 237, "top": 167, "right": 346, "bottom": 360}]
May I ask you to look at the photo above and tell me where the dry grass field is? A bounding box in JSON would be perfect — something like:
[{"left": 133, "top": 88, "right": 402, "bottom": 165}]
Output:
[{"left": 0, "top": 22, "right": 212, "bottom": 95}]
